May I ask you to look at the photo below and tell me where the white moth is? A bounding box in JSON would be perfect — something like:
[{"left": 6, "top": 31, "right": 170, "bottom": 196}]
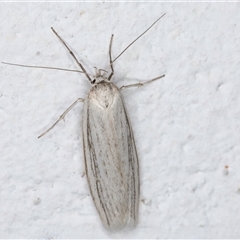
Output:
[
  {"left": 83, "top": 79, "right": 139, "bottom": 230},
  {"left": 2, "top": 13, "right": 166, "bottom": 231}
]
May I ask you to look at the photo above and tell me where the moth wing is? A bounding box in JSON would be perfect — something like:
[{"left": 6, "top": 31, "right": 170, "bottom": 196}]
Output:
[{"left": 83, "top": 83, "right": 139, "bottom": 231}]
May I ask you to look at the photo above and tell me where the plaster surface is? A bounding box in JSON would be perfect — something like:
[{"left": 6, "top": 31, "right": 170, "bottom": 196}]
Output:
[{"left": 1, "top": 2, "right": 240, "bottom": 238}]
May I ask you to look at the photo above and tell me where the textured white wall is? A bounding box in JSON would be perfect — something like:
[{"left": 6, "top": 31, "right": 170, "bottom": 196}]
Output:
[{"left": 1, "top": 2, "right": 240, "bottom": 238}]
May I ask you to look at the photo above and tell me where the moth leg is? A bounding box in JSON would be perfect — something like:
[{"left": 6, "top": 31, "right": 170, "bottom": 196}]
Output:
[
  {"left": 108, "top": 34, "right": 114, "bottom": 81},
  {"left": 38, "top": 98, "right": 84, "bottom": 138},
  {"left": 120, "top": 74, "right": 165, "bottom": 90}
]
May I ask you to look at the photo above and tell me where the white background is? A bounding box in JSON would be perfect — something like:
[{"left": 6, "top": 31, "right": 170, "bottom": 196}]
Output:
[{"left": 1, "top": 2, "right": 240, "bottom": 239}]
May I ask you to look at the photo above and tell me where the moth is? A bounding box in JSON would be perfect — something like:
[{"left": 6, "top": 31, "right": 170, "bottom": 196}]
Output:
[{"left": 2, "top": 13, "right": 166, "bottom": 231}]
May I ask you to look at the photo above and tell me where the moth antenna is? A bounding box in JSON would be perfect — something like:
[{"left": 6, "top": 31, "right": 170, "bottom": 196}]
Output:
[
  {"left": 51, "top": 27, "right": 93, "bottom": 83},
  {"left": 108, "top": 34, "right": 114, "bottom": 81},
  {"left": 2, "top": 62, "right": 83, "bottom": 73},
  {"left": 113, "top": 13, "right": 166, "bottom": 63}
]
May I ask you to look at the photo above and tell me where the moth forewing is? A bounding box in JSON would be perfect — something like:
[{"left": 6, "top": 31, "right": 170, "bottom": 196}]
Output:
[{"left": 82, "top": 81, "right": 139, "bottom": 231}]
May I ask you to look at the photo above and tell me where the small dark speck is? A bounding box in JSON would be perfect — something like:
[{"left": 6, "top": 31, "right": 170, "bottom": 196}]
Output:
[
  {"left": 223, "top": 165, "right": 229, "bottom": 176},
  {"left": 217, "top": 82, "right": 224, "bottom": 90},
  {"left": 33, "top": 198, "right": 41, "bottom": 205}
]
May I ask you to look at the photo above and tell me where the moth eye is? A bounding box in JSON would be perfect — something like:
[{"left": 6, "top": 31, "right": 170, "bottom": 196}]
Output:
[{"left": 92, "top": 79, "right": 96, "bottom": 84}]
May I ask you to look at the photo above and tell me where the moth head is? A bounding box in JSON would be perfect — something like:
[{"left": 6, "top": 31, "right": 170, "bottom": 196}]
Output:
[{"left": 91, "top": 67, "right": 109, "bottom": 84}]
